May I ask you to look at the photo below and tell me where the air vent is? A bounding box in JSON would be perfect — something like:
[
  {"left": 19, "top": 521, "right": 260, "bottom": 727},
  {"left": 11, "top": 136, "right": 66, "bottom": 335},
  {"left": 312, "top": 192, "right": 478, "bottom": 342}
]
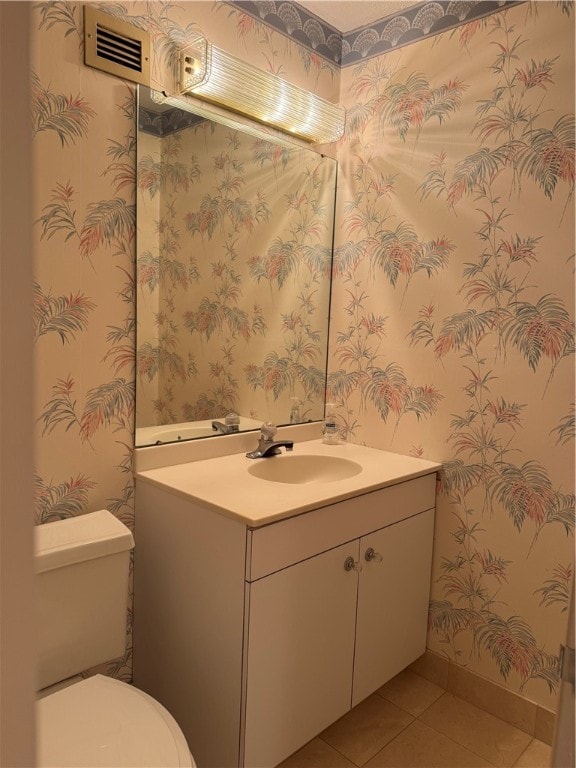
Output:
[{"left": 84, "top": 6, "right": 150, "bottom": 86}]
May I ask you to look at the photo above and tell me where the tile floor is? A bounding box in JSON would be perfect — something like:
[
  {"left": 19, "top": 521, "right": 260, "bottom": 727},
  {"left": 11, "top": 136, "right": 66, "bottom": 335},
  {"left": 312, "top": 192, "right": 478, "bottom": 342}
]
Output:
[{"left": 277, "top": 669, "right": 552, "bottom": 768}]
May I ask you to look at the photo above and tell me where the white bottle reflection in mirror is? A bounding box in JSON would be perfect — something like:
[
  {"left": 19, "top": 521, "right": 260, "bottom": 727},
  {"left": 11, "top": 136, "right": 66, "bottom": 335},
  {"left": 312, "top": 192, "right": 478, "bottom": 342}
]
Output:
[
  {"left": 322, "top": 402, "right": 340, "bottom": 445},
  {"left": 290, "top": 397, "right": 302, "bottom": 424}
]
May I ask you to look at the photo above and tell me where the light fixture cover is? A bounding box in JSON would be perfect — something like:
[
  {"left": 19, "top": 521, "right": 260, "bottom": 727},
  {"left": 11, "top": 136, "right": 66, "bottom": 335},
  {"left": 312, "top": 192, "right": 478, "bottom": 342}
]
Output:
[{"left": 179, "top": 35, "right": 345, "bottom": 144}]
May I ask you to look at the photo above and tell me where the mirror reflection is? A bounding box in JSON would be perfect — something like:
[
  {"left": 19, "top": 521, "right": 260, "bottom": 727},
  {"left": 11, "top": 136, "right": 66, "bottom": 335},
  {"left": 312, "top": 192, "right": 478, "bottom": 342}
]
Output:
[{"left": 135, "top": 87, "right": 337, "bottom": 447}]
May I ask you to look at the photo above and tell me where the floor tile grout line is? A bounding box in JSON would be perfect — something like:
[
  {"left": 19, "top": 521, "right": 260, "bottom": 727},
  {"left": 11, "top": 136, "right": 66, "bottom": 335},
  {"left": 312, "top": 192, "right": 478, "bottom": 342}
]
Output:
[
  {"left": 411, "top": 711, "right": 512, "bottom": 768},
  {"left": 407, "top": 667, "right": 543, "bottom": 741},
  {"left": 315, "top": 734, "right": 355, "bottom": 766},
  {"left": 375, "top": 684, "right": 448, "bottom": 719},
  {"left": 510, "top": 737, "right": 539, "bottom": 768},
  {"left": 318, "top": 712, "right": 418, "bottom": 768},
  {"left": 422, "top": 689, "right": 543, "bottom": 752},
  {"left": 318, "top": 690, "right": 517, "bottom": 768}
]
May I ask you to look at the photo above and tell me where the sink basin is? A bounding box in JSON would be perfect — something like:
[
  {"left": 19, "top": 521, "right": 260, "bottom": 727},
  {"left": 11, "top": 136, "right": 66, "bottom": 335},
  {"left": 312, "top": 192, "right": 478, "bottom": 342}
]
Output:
[{"left": 247, "top": 455, "right": 363, "bottom": 484}]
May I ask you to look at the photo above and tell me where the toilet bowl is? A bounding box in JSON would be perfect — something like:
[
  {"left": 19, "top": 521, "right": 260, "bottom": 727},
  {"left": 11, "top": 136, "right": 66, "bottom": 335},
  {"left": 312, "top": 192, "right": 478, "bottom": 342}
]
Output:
[
  {"left": 35, "top": 510, "right": 196, "bottom": 768},
  {"left": 37, "top": 675, "right": 194, "bottom": 767}
]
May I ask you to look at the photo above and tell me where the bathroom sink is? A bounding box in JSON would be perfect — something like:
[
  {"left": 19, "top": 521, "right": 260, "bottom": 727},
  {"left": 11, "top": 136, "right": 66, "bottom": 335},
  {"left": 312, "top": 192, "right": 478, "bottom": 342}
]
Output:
[{"left": 247, "top": 455, "right": 363, "bottom": 484}]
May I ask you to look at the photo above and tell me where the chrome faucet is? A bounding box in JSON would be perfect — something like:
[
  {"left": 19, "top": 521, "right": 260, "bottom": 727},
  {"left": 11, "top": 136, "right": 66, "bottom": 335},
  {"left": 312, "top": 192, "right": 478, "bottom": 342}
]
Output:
[
  {"left": 246, "top": 422, "right": 294, "bottom": 459},
  {"left": 212, "top": 413, "right": 240, "bottom": 435}
]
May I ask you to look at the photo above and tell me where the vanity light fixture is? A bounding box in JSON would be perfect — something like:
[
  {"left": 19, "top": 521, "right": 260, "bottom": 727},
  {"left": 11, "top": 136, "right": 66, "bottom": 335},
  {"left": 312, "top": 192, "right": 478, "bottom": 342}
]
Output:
[{"left": 178, "top": 34, "right": 345, "bottom": 144}]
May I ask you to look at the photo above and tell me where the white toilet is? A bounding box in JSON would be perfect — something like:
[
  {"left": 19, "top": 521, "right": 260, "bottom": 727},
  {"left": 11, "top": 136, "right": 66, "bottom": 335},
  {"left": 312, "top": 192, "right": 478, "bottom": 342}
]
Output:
[{"left": 35, "top": 509, "right": 196, "bottom": 767}]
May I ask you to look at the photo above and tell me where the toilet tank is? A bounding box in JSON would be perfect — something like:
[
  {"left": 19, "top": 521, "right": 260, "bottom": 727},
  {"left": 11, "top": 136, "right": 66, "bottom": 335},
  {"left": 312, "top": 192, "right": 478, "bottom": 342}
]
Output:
[{"left": 35, "top": 510, "right": 135, "bottom": 690}]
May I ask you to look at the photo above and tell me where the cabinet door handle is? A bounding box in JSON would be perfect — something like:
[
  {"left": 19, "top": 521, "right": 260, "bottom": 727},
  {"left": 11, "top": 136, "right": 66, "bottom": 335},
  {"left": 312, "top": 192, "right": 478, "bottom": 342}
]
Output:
[
  {"left": 344, "top": 555, "right": 362, "bottom": 573},
  {"left": 364, "top": 547, "right": 383, "bottom": 563}
]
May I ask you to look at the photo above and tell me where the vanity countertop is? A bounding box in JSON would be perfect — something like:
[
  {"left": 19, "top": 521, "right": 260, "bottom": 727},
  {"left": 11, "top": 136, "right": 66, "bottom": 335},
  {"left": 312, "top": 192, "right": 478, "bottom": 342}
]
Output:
[{"left": 136, "top": 439, "right": 441, "bottom": 527}]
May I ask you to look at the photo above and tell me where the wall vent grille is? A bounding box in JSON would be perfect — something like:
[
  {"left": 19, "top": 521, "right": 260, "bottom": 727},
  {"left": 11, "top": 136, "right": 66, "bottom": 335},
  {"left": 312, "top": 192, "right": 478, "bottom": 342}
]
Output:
[{"left": 84, "top": 6, "right": 150, "bottom": 86}]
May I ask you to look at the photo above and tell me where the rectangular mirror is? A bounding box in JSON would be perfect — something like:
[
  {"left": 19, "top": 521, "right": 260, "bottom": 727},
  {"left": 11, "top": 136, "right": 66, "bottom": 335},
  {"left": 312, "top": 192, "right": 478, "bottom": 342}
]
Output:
[{"left": 136, "top": 87, "right": 337, "bottom": 447}]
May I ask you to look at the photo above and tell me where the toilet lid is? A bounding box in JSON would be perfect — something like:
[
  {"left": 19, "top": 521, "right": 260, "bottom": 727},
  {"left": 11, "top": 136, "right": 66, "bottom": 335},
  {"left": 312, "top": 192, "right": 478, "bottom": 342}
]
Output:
[{"left": 37, "top": 674, "right": 195, "bottom": 767}]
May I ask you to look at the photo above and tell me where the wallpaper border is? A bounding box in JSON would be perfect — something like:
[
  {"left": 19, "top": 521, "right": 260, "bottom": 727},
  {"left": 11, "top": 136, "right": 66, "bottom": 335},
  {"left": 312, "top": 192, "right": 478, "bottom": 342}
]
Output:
[{"left": 225, "top": 1, "right": 524, "bottom": 67}]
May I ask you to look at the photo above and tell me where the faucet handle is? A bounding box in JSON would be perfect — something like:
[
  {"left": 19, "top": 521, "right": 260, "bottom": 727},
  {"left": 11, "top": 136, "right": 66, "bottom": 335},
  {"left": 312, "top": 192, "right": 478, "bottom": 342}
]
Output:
[
  {"left": 224, "top": 412, "right": 240, "bottom": 432},
  {"left": 260, "top": 422, "right": 277, "bottom": 442}
]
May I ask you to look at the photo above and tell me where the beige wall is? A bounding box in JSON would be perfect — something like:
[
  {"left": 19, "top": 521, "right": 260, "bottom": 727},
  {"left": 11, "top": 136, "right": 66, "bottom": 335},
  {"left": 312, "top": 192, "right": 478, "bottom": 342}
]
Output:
[
  {"left": 1, "top": 3, "right": 36, "bottom": 764},
  {"left": 30, "top": 0, "right": 338, "bottom": 681},
  {"left": 331, "top": 3, "right": 574, "bottom": 711}
]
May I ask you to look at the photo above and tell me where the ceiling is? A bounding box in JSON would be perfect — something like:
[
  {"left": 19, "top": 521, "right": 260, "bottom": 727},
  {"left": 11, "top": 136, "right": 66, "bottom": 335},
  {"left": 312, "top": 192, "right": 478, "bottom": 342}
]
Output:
[{"left": 296, "top": 1, "right": 418, "bottom": 33}]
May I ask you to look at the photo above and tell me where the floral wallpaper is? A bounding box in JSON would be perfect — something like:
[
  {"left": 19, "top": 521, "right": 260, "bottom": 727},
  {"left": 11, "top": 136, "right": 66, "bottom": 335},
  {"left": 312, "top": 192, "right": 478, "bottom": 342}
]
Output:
[
  {"left": 30, "top": 0, "right": 573, "bottom": 713},
  {"left": 330, "top": 2, "right": 574, "bottom": 709},
  {"left": 136, "top": 115, "right": 335, "bottom": 432},
  {"left": 31, "top": 0, "right": 338, "bottom": 681}
]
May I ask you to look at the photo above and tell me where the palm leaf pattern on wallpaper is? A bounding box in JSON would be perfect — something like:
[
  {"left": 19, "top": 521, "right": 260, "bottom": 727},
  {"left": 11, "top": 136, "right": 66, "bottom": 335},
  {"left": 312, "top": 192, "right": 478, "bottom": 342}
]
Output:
[
  {"left": 247, "top": 352, "right": 293, "bottom": 400},
  {"left": 184, "top": 384, "right": 238, "bottom": 421},
  {"left": 137, "top": 250, "right": 189, "bottom": 293},
  {"left": 32, "top": 71, "right": 95, "bottom": 147},
  {"left": 36, "top": 181, "right": 79, "bottom": 242},
  {"left": 428, "top": 600, "right": 480, "bottom": 646},
  {"left": 347, "top": 70, "right": 467, "bottom": 143},
  {"left": 185, "top": 194, "right": 226, "bottom": 238},
  {"left": 550, "top": 403, "right": 575, "bottom": 446},
  {"left": 251, "top": 139, "right": 293, "bottom": 170},
  {"left": 79, "top": 378, "right": 135, "bottom": 443},
  {"left": 137, "top": 155, "right": 166, "bottom": 199},
  {"left": 438, "top": 459, "right": 485, "bottom": 497},
  {"left": 137, "top": 340, "right": 188, "bottom": 384},
  {"left": 190, "top": 365, "right": 239, "bottom": 418},
  {"left": 138, "top": 151, "right": 199, "bottom": 199},
  {"left": 420, "top": 28, "right": 574, "bottom": 212},
  {"left": 489, "top": 460, "right": 558, "bottom": 530},
  {"left": 330, "top": 127, "right": 450, "bottom": 435},
  {"left": 246, "top": 345, "right": 326, "bottom": 403},
  {"left": 80, "top": 198, "right": 135, "bottom": 259},
  {"left": 35, "top": 132, "right": 136, "bottom": 493},
  {"left": 166, "top": 131, "right": 331, "bottom": 414},
  {"left": 431, "top": 557, "right": 562, "bottom": 690},
  {"left": 293, "top": 365, "right": 326, "bottom": 398},
  {"left": 249, "top": 239, "right": 298, "bottom": 289},
  {"left": 137, "top": 251, "right": 161, "bottom": 292},
  {"left": 379, "top": 73, "right": 467, "bottom": 141},
  {"left": 404, "top": 7, "right": 575, "bottom": 693},
  {"left": 38, "top": 376, "right": 81, "bottom": 438},
  {"left": 362, "top": 363, "right": 408, "bottom": 419},
  {"left": 433, "top": 308, "right": 505, "bottom": 358},
  {"left": 223, "top": 305, "right": 253, "bottom": 342},
  {"left": 514, "top": 114, "right": 575, "bottom": 201},
  {"left": 359, "top": 364, "right": 444, "bottom": 430},
  {"left": 33, "top": 282, "right": 96, "bottom": 343},
  {"left": 503, "top": 294, "right": 574, "bottom": 370},
  {"left": 34, "top": 473, "right": 96, "bottom": 525},
  {"left": 369, "top": 223, "right": 454, "bottom": 298},
  {"left": 36, "top": 1, "right": 82, "bottom": 38},
  {"left": 477, "top": 615, "right": 542, "bottom": 682},
  {"left": 536, "top": 563, "right": 573, "bottom": 612},
  {"left": 226, "top": 197, "right": 258, "bottom": 231},
  {"left": 302, "top": 244, "right": 333, "bottom": 277},
  {"left": 105, "top": 131, "right": 137, "bottom": 195},
  {"left": 104, "top": 319, "right": 136, "bottom": 377},
  {"left": 183, "top": 298, "right": 258, "bottom": 344}
]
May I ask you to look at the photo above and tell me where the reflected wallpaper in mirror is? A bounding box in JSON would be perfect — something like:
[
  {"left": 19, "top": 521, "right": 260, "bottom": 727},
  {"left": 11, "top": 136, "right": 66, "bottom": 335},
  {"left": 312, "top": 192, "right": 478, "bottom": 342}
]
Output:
[{"left": 136, "top": 88, "right": 337, "bottom": 446}]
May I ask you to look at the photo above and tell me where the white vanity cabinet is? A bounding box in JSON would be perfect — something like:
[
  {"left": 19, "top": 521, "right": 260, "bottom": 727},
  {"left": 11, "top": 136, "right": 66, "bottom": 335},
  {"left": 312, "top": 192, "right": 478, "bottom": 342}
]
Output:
[
  {"left": 243, "top": 541, "right": 358, "bottom": 768},
  {"left": 352, "top": 508, "right": 435, "bottom": 706},
  {"left": 134, "top": 463, "right": 437, "bottom": 768}
]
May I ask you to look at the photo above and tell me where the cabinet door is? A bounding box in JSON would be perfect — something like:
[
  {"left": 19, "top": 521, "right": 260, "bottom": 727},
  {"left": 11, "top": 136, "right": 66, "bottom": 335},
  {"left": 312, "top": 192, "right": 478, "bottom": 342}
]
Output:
[
  {"left": 353, "top": 508, "right": 434, "bottom": 706},
  {"left": 243, "top": 541, "right": 359, "bottom": 768}
]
